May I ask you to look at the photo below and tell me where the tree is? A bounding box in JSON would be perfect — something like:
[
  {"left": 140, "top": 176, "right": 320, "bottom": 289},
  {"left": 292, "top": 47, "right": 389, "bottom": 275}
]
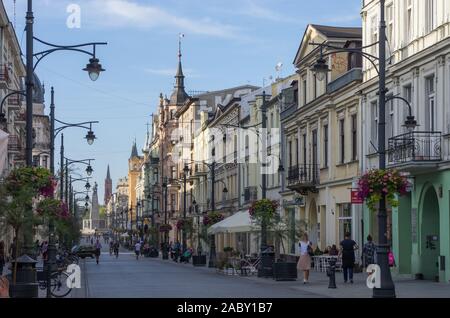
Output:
[{"left": 0, "top": 167, "right": 54, "bottom": 284}]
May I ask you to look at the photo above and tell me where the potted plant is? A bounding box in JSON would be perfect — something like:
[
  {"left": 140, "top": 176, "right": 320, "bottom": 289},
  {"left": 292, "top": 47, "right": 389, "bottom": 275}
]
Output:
[{"left": 250, "top": 199, "right": 307, "bottom": 281}]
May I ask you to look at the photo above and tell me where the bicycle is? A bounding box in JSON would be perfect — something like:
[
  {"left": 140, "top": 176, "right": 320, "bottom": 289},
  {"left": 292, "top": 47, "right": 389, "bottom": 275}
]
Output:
[{"left": 37, "top": 268, "right": 72, "bottom": 298}]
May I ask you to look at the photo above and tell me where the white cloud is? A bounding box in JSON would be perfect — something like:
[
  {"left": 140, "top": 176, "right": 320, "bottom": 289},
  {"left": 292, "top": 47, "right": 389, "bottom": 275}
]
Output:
[{"left": 86, "top": 0, "right": 241, "bottom": 38}]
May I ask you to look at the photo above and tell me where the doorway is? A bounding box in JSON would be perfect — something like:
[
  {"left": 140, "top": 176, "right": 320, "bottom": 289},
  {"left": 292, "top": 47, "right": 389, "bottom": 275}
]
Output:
[
  {"left": 420, "top": 186, "right": 440, "bottom": 281},
  {"left": 308, "top": 200, "right": 318, "bottom": 247}
]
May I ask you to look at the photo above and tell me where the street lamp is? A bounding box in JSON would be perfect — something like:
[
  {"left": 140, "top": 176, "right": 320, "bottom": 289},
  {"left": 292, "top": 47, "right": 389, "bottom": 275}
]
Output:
[
  {"left": 83, "top": 57, "right": 106, "bottom": 82},
  {"left": 182, "top": 164, "right": 190, "bottom": 254},
  {"left": 85, "top": 130, "right": 96, "bottom": 145},
  {"left": 85, "top": 182, "right": 91, "bottom": 191},
  {"left": 86, "top": 165, "right": 93, "bottom": 176},
  {"left": 162, "top": 177, "right": 169, "bottom": 260}
]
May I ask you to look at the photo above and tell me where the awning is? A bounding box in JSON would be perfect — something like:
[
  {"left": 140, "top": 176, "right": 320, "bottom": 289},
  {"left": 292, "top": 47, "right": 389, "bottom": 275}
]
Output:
[{"left": 207, "top": 210, "right": 259, "bottom": 235}]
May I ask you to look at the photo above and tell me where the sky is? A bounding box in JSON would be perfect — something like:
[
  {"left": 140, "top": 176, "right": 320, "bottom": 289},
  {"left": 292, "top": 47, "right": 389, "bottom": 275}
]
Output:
[{"left": 4, "top": 0, "right": 361, "bottom": 204}]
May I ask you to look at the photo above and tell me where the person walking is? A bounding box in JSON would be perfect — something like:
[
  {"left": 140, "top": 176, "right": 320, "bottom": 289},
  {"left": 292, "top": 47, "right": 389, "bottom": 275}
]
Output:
[
  {"left": 114, "top": 241, "right": 119, "bottom": 258},
  {"left": 134, "top": 241, "right": 142, "bottom": 260},
  {"left": 95, "top": 239, "right": 102, "bottom": 264},
  {"left": 362, "top": 235, "right": 376, "bottom": 269},
  {"left": 41, "top": 241, "right": 48, "bottom": 261},
  {"left": 109, "top": 241, "right": 114, "bottom": 256},
  {"left": 297, "top": 233, "right": 313, "bottom": 284},
  {"left": 0, "top": 241, "right": 5, "bottom": 276},
  {"left": 339, "top": 232, "right": 359, "bottom": 283}
]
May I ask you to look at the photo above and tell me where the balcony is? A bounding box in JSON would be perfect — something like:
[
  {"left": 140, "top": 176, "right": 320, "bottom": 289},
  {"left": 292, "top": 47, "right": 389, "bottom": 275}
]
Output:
[
  {"left": 287, "top": 164, "right": 320, "bottom": 195},
  {"left": 243, "top": 186, "right": 258, "bottom": 203},
  {"left": 7, "top": 95, "right": 21, "bottom": 110},
  {"left": 8, "top": 135, "right": 21, "bottom": 153},
  {"left": 387, "top": 131, "right": 442, "bottom": 172},
  {"left": 0, "top": 65, "right": 10, "bottom": 89}
]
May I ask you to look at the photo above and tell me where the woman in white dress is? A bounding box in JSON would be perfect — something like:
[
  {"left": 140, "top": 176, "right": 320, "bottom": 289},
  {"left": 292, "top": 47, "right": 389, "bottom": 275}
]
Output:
[{"left": 297, "top": 233, "right": 313, "bottom": 284}]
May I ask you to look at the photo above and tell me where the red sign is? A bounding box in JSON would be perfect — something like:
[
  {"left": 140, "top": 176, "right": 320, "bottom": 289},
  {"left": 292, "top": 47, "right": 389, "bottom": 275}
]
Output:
[{"left": 351, "top": 190, "right": 363, "bottom": 204}]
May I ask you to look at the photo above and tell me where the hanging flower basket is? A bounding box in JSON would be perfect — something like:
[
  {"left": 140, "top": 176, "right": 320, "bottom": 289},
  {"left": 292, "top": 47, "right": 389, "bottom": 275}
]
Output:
[
  {"left": 203, "top": 211, "right": 224, "bottom": 227},
  {"left": 159, "top": 224, "right": 172, "bottom": 233},
  {"left": 36, "top": 198, "right": 69, "bottom": 220},
  {"left": 5, "top": 167, "right": 55, "bottom": 197},
  {"left": 176, "top": 218, "right": 193, "bottom": 231},
  {"left": 357, "top": 169, "right": 409, "bottom": 212},
  {"left": 248, "top": 199, "right": 278, "bottom": 222}
]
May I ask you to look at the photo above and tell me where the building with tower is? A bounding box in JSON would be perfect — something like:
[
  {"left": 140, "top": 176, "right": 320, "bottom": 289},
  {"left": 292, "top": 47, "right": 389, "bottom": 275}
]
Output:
[
  {"left": 105, "top": 164, "right": 112, "bottom": 206},
  {"left": 128, "top": 140, "right": 144, "bottom": 230}
]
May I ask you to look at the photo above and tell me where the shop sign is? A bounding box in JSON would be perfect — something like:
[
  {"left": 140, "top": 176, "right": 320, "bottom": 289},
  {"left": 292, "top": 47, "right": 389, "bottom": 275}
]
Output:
[{"left": 351, "top": 190, "right": 363, "bottom": 204}]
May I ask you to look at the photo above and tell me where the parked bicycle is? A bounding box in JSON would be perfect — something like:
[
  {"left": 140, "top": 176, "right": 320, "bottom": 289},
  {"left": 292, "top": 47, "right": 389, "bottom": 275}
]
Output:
[{"left": 37, "top": 267, "right": 72, "bottom": 298}]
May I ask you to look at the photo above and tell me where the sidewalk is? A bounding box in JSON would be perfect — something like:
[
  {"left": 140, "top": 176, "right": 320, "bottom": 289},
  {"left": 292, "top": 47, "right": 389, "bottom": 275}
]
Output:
[{"left": 160, "top": 257, "right": 450, "bottom": 298}]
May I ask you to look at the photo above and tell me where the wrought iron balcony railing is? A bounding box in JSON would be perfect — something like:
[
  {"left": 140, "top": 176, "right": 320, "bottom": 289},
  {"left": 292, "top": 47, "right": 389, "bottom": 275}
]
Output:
[
  {"left": 387, "top": 131, "right": 442, "bottom": 165},
  {"left": 287, "top": 164, "right": 320, "bottom": 194}
]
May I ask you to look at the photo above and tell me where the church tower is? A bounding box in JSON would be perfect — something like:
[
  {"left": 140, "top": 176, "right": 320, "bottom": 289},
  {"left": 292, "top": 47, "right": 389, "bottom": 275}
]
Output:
[
  {"left": 104, "top": 165, "right": 112, "bottom": 206},
  {"left": 128, "top": 140, "right": 142, "bottom": 226}
]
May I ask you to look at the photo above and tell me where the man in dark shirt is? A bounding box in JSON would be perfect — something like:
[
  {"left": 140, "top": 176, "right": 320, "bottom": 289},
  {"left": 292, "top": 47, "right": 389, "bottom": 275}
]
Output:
[{"left": 339, "top": 232, "right": 358, "bottom": 283}]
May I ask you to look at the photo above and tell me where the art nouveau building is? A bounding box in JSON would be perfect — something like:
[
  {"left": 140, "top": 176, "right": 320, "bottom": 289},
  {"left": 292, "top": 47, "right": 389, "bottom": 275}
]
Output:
[
  {"left": 281, "top": 24, "right": 363, "bottom": 254},
  {"left": 361, "top": 0, "right": 450, "bottom": 282}
]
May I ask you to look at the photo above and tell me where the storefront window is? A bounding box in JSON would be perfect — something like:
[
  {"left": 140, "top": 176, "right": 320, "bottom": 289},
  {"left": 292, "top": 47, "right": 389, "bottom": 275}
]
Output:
[{"left": 339, "top": 203, "right": 352, "bottom": 242}]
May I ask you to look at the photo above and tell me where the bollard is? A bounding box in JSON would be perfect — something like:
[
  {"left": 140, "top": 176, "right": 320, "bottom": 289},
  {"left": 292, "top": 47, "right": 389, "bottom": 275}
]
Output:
[{"left": 327, "top": 258, "right": 337, "bottom": 289}]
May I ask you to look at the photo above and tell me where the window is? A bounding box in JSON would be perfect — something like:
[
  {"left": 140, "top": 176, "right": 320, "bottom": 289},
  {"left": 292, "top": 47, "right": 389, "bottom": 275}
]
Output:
[
  {"left": 42, "top": 156, "right": 48, "bottom": 169},
  {"left": 171, "top": 166, "right": 177, "bottom": 179},
  {"left": 302, "top": 76, "right": 307, "bottom": 105},
  {"left": 426, "top": 76, "right": 436, "bottom": 131},
  {"left": 386, "top": 95, "right": 394, "bottom": 140},
  {"left": 351, "top": 114, "right": 357, "bottom": 161},
  {"left": 33, "top": 156, "right": 39, "bottom": 167},
  {"left": 371, "top": 101, "right": 378, "bottom": 150},
  {"left": 386, "top": 3, "right": 394, "bottom": 48},
  {"left": 323, "top": 124, "right": 328, "bottom": 168},
  {"left": 302, "top": 134, "right": 307, "bottom": 167},
  {"left": 403, "top": 84, "right": 413, "bottom": 132},
  {"left": 288, "top": 140, "right": 292, "bottom": 167},
  {"left": 371, "top": 15, "right": 378, "bottom": 56},
  {"left": 425, "top": 0, "right": 436, "bottom": 34},
  {"left": 295, "top": 138, "right": 299, "bottom": 166},
  {"left": 338, "top": 203, "right": 352, "bottom": 242},
  {"left": 313, "top": 74, "right": 317, "bottom": 99},
  {"left": 405, "top": 0, "right": 413, "bottom": 42},
  {"left": 339, "top": 119, "right": 345, "bottom": 164},
  {"left": 312, "top": 130, "right": 318, "bottom": 167}
]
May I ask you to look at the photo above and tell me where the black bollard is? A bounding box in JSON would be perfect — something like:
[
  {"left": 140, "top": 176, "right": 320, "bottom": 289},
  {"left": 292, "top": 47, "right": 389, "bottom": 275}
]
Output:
[{"left": 327, "top": 258, "right": 337, "bottom": 289}]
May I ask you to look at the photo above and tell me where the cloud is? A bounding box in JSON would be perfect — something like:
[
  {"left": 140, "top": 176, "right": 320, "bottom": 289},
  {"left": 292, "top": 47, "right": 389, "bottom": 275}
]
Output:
[{"left": 86, "top": 0, "right": 241, "bottom": 38}]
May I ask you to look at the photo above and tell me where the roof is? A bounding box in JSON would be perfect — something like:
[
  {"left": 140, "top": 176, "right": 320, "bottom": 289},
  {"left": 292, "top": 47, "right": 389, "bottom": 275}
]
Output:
[
  {"left": 130, "top": 141, "right": 138, "bottom": 158},
  {"left": 310, "top": 24, "right": 362, "bottom": 39}
]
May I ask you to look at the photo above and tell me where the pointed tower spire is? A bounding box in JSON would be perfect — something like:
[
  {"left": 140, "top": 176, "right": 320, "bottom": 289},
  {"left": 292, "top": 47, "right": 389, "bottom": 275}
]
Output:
[
  {"left": 106, "top": 165, "right": 111, "bottom": 180},
  {"left": 170, "top": 33, "right": 189, "bottom": 106},
  {"left": 130, "top": 140, "right": 138, "bottom": 158}
]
